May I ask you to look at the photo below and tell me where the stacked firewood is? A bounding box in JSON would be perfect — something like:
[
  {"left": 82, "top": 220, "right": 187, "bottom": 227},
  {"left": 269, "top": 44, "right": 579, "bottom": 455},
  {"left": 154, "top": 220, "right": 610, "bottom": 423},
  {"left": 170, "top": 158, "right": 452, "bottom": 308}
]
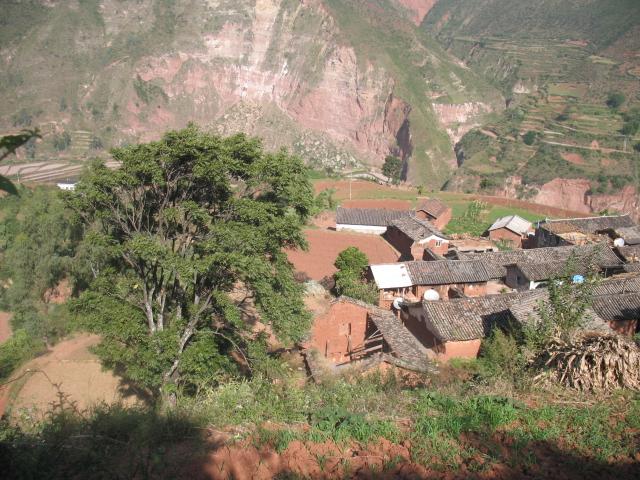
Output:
[{"left": 542, "top": 334, "right": 640, "bottom": 392}]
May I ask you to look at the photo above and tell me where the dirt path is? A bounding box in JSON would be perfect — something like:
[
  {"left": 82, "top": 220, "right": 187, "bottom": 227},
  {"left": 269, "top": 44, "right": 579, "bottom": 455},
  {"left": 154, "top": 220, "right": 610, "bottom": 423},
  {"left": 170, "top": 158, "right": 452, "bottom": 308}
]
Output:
[
  {"left": 1, "top": 333, "right": 142, "bottom": 418},
  {"left": 0, "top": 311, "right": 12, "bottom": 344}
]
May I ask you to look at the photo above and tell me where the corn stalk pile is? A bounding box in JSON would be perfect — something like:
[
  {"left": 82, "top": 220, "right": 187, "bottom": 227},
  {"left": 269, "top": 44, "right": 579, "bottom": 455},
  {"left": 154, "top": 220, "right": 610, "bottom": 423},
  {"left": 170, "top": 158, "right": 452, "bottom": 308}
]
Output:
[{"left": 542, "top": 334, "right": 640, "bottom": 392}]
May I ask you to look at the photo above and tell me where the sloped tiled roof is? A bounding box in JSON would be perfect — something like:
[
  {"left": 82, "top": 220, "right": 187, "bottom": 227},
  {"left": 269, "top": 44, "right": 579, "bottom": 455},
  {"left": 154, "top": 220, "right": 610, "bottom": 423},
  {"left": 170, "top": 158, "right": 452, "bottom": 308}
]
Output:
[
  {"left": 616, "top": 245, "right": 640, "bottom": 262},
  {"left": 416, "top": 198, "right": 449, "bottom": 218},
  {"left": 460, "top": 244, "right": 623, "bottom": 279},
  {"left": 489, "top": 215, "right": 533, "bottom": 235},
  {"left": 511, "top": 261, "right": 591, "bottom": 282},
  {"left": 592, "top": 293, "right": 640, "bottom": 321},
  {"left": 539, "top": 215, "right": 634, "bottom": 235},
  {"left": 405, "top": 260, "right": 490, "bottom": 285},
  {"left": 615, "top": 227, "right": 640, "bottom": 245},
  {"left": 421, "top": 290, "right": 546, "bottom": 341},
  {"left": 390, "top": 215, "right": 450, "bottom": 242},
  {"left": 336, "top": 207, "right": 411, "bottom": 227},
  {"left": 593, "top": 274, "right": 640, "bottom": 296},
  {"left": 624, "top": 263, "right": 640, "bottom": 273},
  {"left": 368, "top": 309, "right": 432, "bottom": 372},
  {"left": 508, "top": 295, "right": 611, "bottom": 334}
]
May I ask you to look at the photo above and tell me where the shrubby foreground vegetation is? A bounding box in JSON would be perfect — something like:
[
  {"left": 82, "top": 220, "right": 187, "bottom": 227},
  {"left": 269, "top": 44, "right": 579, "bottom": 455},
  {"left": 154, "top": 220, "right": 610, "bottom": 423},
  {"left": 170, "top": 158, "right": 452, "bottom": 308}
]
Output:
[{"left": 0, "top": 127, "right": 639, "bottom": 477}]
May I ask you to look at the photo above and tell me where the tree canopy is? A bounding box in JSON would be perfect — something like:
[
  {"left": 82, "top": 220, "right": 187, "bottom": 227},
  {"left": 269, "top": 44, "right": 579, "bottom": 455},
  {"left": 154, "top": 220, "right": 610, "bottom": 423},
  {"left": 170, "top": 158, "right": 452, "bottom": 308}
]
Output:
[
  {"left": 382, "top": 155, "right": 402, "bottom": 185},
  {"left": 68, "top": 126, "right": 314, "bottom": 399},
  {"left": 333, "top": 247, "right": 377, "bottom": 304}
]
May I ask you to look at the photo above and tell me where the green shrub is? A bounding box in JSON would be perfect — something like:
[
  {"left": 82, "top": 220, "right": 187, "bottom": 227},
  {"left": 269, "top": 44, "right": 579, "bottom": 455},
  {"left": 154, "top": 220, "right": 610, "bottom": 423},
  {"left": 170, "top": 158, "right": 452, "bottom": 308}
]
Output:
[
  {"left": 0, "top": 329, "right": 40, "bottom": 381},
  {"left": 478, "top": 329, "right": 526, "bottom": 380}
]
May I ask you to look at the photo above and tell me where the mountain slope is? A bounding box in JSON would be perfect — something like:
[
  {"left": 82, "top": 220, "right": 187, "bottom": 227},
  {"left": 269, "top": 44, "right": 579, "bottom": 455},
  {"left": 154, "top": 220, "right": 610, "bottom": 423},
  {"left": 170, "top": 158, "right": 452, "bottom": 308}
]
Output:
[
  {"left": 0, "top": 0, "right": 502, "bottom": 188},
  {"left": 420, "top": 0, "right": 640, "bottom": 216}
]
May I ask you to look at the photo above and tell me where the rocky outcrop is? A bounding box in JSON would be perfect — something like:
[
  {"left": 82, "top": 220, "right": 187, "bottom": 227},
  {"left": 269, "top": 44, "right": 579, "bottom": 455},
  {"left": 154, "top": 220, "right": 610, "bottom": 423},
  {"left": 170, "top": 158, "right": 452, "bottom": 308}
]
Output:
[
  {"left": 395, "top": 0, "right": 438, "bottom": 25},
  {"left": 432, "top": 102, "right": 492, "bottom": 143}
]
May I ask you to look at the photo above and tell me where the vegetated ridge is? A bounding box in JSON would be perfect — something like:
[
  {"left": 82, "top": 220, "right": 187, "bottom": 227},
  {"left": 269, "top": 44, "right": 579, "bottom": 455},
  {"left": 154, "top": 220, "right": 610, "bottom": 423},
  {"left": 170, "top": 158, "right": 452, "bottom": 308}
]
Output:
[{"left": 421, "top": 0, "right": 640, "bottom": 217}]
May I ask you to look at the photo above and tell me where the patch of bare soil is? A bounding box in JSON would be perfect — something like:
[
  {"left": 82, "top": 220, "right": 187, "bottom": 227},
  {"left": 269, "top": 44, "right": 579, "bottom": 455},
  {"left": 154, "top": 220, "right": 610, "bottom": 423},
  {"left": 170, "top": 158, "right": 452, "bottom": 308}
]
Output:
[
  {"left": 0, "top": 311, "right": 11, "bottom": 344},
  {"left": 3, "top": 333, "right": 142, "bottom": 419},
  {"left": 561, "top": 152, "right": 585, "bottom": 165},
  {"left": 187, "top": 433, "right": 640, "bottom": 480},
  {"left": 286, "top": 229, "right": 399, "bottom": 280},
  {"left": 340, "top": 199, "right": 413, "bottom": 210}
]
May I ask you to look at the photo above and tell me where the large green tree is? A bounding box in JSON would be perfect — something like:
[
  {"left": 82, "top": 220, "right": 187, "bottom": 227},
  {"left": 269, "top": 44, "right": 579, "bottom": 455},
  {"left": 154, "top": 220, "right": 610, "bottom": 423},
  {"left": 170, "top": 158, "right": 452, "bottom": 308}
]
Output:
[
  {"left": 68, "top": 126, "right": 313, "bottom": 400},
  {"left": 382, "top": 155, "right": 402, "bottom": 185}
]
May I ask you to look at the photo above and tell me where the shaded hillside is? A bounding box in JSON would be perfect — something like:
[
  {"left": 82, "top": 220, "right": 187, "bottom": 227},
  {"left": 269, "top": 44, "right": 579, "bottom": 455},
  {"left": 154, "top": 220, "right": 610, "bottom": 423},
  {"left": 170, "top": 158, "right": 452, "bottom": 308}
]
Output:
[{"left": 0, "top": 0, "right": 501, "bottom": 188}]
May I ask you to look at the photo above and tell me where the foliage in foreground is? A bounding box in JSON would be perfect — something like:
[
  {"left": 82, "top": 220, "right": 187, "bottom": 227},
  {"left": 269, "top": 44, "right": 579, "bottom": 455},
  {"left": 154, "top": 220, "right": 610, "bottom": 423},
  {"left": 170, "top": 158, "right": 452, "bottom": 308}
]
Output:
[
  {"left": 68, "top": 125, "right": 314, "bottom": 400},
  {"left": 2, "top": 373, "right": 639, "bottom": 478}
]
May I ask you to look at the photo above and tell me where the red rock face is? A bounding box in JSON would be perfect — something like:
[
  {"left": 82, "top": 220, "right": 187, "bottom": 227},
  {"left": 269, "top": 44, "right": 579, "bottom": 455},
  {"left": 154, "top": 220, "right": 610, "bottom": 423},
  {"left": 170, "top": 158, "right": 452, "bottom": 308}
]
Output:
[
  {"left": 125, "top": 1, "right": 412, "bottom": 167},
  {"left": 395, "top": 0, "right": 438, "bottom": 25}
]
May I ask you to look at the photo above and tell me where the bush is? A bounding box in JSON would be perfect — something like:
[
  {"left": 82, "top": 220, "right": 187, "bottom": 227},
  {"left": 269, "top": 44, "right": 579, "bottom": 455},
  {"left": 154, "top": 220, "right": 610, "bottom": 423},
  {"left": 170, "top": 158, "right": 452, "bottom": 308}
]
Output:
[
  {"left": 478, "top": 329, "right": 526, "bottom": 381},
  {"left": 522, "top": 130, "right": 537, "bottom": 146},
  {"left": 606, "top": 92, "right": 625, "bottom": 110},
  {"left": 0, "top": 329, "right": 40, "bottom": 381}
]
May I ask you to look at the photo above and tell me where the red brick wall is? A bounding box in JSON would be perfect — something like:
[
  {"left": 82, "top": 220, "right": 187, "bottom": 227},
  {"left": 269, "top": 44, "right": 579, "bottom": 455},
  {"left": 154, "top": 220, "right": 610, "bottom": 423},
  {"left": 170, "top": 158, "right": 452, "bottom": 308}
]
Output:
[
  {"left": 609, "top": 319, "right": 638, "bottom": 337},
  {"left": 415, "top": 208, "right": 452, "bottom": 231},
  {"left": 489, "top": 228, "right": 524, "bottom": 248},
  {"left": 424, "top": 238, "right": 449, "bottom": 256},
  {"left": 384, "top": 227, "right": 414, "bottom": 261},
  {"left": 413, "top": 282, "right": 487, "bottom": 301},
  {"left": 308, "top": 301, "right": 370, "bottom": 364}
]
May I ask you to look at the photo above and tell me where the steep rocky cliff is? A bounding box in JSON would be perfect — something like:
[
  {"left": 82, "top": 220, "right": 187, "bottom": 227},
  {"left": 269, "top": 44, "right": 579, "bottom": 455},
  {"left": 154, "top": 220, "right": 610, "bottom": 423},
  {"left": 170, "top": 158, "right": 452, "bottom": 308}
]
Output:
[{"left": 0, "top": 0, "right": 501, "bottom": 187}]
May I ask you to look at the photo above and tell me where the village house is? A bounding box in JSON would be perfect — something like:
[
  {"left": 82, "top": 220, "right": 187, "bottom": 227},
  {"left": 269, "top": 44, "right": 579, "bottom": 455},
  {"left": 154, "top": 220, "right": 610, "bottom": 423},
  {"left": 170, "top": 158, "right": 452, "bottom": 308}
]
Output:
[
  {"left": 414, "top": 198, "right": 452, "bottom": 230},
  {"left": 591, "top": 293, "right": 640, "bottom": 337},
  {"left": 533, "top": 214, "right": 635, "bottom": 247},
  {"left": 399, "top": 289, "right": 615, "bottom": 361},
  {"left": 399, "top": 290, "right": 546, "bottom": 361},
  {"left": 335, "top": 207, "right": 411, "bottom": 234},
  {"left": 486, "top": 215, "right": 533, "bottom": 248},
  {"left": 303, "top": 296, "right": 432, "bottom": 376},
  {"left": 369, "top": 260, "right": 490, "bottom": 309},
  {"left": 460, "top": 244, "right": 624, "bottom": 290},
  {"left": 384, "top": 215, "right": 450, "bottom": 260}
]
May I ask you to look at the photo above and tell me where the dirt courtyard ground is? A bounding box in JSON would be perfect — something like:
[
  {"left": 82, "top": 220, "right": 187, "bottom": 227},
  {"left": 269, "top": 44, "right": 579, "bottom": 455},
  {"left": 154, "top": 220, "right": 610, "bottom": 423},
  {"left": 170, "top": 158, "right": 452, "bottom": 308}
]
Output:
[
  {"left": 2, "top": 333, "right": 142, "bottom": 418},
  {"left": 287, "top": 229, "right": 399, "bottom": 280}
]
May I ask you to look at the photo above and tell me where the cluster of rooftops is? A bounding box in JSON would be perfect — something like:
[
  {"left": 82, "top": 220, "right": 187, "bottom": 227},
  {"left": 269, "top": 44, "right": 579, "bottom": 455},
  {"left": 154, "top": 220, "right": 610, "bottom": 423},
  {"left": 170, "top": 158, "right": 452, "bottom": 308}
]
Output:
[{"left": 304, "top": 199, "right": 640, "bottom": 375}]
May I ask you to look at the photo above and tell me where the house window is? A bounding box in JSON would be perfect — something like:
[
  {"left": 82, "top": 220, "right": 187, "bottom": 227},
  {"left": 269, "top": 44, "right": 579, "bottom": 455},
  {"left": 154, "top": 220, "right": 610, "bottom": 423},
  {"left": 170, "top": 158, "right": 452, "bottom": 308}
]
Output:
[{"left": 435, "top": 240, "right": 442, "bottom": 247}]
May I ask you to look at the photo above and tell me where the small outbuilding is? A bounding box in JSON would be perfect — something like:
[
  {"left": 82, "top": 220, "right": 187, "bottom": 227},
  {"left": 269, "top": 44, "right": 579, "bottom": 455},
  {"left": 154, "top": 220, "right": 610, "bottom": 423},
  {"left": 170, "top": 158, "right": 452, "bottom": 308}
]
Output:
[
  {"left": 487, "top": 215, "right": 533, "bottom": 248},
  {"left": 335, "top": 207, "right": 411, "bottom": 234},
  {"left": 384, "top": 215, "right": 450, "bottom": 260},
  {"left": 415, "top": 198, "right": 452, "bottom": 230}
]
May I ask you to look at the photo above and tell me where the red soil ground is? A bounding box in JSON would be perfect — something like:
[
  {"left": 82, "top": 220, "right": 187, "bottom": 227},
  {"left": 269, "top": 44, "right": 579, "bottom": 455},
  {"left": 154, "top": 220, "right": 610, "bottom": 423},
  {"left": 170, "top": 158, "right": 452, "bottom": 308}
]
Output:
[
  {"left": 286, "top": 229, "right": 399, "bottom": 280},
  {"left": 562, "top": 152, "right": 586, "bottom": 165},
  {"left": 0, "top": 311, "right": 11, "bottom": 344},
  {"left": 1, "top": 333, "right": 141, "bottom": 418},
  {"left": 340, "top": 199, "right": 413, "bottom": 210}
]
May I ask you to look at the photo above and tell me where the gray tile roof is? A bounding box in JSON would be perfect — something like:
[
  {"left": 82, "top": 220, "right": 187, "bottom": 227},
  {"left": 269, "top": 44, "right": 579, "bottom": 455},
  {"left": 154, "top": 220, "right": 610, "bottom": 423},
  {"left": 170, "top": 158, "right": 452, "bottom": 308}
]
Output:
[
  {"left": 593, "top": 274, "right": 640, "bottom": 296},
  {"left": 368, "top": 309, "right": 433, "bottom": 372},
  {"left": 508, "top": 295, "right": 612, "bottom": 334},
  {"left": 616, "top": 245, "right": 640, "bottom": 262},
  {"left": 511, "top": 261, "right": 591, "bottom": 282},
  {"left": 615, "top": 227, "right": 640, "bottom": 245},
  {"left": 336, "top": 207, "right": 411, "bottom": 227},
  {"left": 421, "top": 290, "right": 546, "bottom": 341},
  {"left": 416, "top": 198, "right": 449, "bottom": 218},
  {"left": 389, "top": 215, "right": 450, "bottom": 242},
  {"left": 624, "top": 263, "right": 640, "bottom": 273},
  {"left": 489, "top": 215, "right": 532, "bottom": 235},
  {"left": 539, "top": 215, "right": 634, "bottom": 235},
  {"left": 460, "top": 244, "right": 623, "bottom": 279},
  {"left": 592, "top": 293, "right": 640, "bottom": 322},
  {"left": 405, "top": 260, "right": 490, "bottom": 285}
]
